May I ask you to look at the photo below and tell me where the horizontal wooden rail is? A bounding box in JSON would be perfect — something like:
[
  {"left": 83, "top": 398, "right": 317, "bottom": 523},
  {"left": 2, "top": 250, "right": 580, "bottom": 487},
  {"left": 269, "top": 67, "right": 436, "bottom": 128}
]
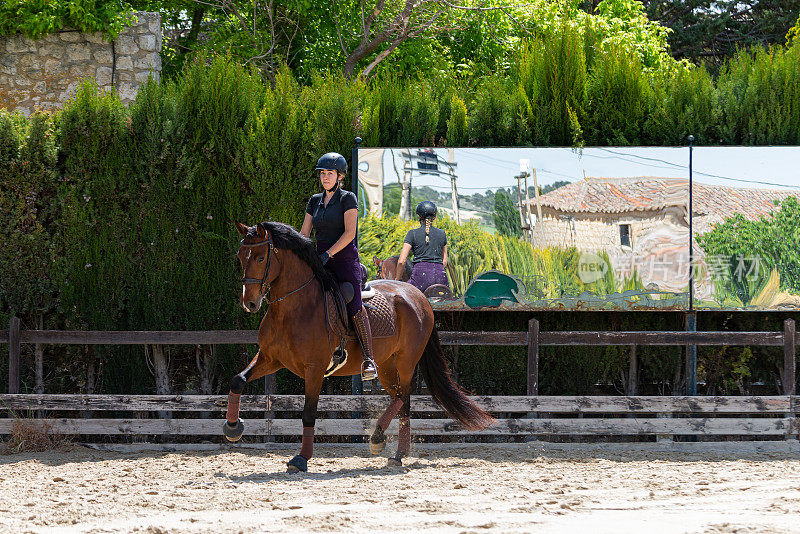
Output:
[
  {"left": 3, "top": 395, "right": 797, "bottom": 438},
  {"left": 0, "top": 394, "right": 267, "bottom": 412},
  {"left": 438, "top": 331, "right": 526, "bottom": 345},
  {"left": 15, "top": 330, "right": 259, "bottom": 345},
  {"left": 0, "top": 417, "right": 796, "bottom": 437},
  {"left": 540, "top": 331, "right": 788, "bottom": 346},
  {"left": 1, "top": 394, "right": 797, "bottom": 413},
  {"left": 1, "top": 329, "right": 797, "bottom": 346}
]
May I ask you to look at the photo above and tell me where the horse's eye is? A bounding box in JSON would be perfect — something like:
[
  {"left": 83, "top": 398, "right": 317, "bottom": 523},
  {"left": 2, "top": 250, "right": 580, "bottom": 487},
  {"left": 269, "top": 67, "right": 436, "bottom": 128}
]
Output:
[{"left": 257, "top": 256, "right": 265, "bottom": 263}]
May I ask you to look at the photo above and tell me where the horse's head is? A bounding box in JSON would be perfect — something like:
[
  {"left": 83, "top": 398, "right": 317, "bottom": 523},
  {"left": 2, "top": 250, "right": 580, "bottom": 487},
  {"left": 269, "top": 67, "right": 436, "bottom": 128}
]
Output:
[
  {"left": 373, "top": 256, "right": 384, "bottom": 272},
  {"left": 235, "top": 221, "right": 279, "bottom": 313}
]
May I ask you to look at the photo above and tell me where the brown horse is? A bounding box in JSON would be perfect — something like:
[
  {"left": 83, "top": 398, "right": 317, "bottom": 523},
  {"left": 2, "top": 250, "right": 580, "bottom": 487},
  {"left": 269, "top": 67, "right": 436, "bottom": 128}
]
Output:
[
  {"left": 373, "top": 254, "right": 412, "bottom": 282},
  {"left": 224, "top": 221, "right": 493, "bottom": 472}
]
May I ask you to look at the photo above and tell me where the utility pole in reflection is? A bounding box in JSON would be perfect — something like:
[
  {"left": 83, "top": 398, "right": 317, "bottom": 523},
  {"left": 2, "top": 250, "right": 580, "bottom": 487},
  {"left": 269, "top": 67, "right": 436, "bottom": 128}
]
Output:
[
  {"left": 398, "top": 150, "right": 413, "bottom": 221},
  {"left": 516, "top": 159, "right": 531, "bottom": 241},
  {"left": 531, "top": 168, "right": 543, "bottom": 245},
  {"left": 448, "top": 148, "right": 460, "bottom": 224}
]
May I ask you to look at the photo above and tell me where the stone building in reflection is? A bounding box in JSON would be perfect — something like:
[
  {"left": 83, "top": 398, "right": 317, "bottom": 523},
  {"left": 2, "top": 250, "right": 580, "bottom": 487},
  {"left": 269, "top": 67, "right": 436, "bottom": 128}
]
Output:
[{"left": 528, "top": 176, "right": 796, "bottom": 302}]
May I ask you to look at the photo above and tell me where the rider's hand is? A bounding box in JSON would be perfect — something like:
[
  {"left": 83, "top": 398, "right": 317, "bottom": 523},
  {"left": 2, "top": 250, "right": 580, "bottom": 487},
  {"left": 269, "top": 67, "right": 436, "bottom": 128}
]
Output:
[{"left": 318, "top": 251, "right": 331, "bottom": 266}]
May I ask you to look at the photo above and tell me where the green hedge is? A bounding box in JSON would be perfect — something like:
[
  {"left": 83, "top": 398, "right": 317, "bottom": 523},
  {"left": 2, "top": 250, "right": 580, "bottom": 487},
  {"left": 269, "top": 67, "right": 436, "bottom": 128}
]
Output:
[
  {"left": 2, "top": 38, "right": 800, "bottom": 395},
  {"left": 0, "top": 57, "right": 356, "bottom": 395}
]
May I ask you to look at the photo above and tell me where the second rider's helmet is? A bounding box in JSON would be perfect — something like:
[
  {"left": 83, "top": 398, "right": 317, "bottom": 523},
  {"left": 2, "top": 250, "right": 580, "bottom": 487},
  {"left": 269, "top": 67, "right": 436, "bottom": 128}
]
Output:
[
  {"left": 416, "top": 200, "right": 437, "bottom": 219},
  {"left": 315, "top": 152, "right": 347, "bottom": 174}
]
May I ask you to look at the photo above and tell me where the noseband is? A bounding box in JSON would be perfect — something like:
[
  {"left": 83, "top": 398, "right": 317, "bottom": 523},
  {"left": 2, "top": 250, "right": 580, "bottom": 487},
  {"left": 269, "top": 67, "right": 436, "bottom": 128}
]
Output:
[{"left": 240, "top": 231, "right": 314, "bottom": 305}]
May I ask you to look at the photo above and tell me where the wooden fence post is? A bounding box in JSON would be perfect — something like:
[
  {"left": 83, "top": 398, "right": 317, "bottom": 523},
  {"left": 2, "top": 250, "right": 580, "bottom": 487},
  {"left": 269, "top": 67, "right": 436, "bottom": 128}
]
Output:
[
  {"left": 8, "top": 317, "right": 20, "bottom": 394},
  {"left": 264, "top": 372, "right": 276, "bottom": 443},
  {"left": 685, "top": 312, "right": 697, "bottom": 396},
  {"left": 784, "top": 318, "right": 796, "bottom": 396},
  {"left": 525, "top": 318, "right": 540, "bottom": 442},
  {"left": 350, "top": 371, "right": 363, "bottom": 443},
  {"left": 628, "top": 345, "right": 638, "bottom": 396},
  {"left": 527, "top": 318, "right": 539, "bottom": 396}
]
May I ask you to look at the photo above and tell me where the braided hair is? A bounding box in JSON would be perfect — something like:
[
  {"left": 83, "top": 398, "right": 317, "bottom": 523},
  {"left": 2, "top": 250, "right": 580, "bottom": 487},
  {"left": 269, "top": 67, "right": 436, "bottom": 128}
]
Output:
[
  {"left": 415, "top": 201, "right": 438, "bottom": 243},
  {"left": 424, "top": 217, "right": 432, "bottom": 243}
]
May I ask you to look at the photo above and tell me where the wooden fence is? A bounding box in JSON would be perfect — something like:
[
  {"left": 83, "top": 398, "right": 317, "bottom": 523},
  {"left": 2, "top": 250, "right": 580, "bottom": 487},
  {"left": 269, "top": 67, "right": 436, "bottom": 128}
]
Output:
[
  {"left": 1, "top": 317, "right": 797, "bottom": 440},
  {"left": 0, "top": 394, "right": 798, "bottom": 438},
  {"left": 3, "top": 318, "right": 797, "bottom": 396}
]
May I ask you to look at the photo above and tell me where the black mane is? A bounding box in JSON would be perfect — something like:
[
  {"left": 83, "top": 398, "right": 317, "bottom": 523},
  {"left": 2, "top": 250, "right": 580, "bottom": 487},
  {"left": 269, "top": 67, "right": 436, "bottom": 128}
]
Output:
[{"left": 247, "top": 221, "right": 336, "bottom": 290}]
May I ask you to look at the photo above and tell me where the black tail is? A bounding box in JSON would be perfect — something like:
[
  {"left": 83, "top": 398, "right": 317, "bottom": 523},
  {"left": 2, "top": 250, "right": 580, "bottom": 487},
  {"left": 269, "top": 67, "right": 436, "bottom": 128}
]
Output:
[{"left": 419, "top": 327, "right": 495, "bottom": 431}]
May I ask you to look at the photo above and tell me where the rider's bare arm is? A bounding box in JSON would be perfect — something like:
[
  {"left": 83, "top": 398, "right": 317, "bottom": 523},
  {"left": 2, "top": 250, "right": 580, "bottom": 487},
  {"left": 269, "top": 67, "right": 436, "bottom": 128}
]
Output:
[
  {"left": 300, "top": 213, "right": 313, "bottom": 238},
  {"left": 442, "top": 244, "right": 448, "bottom": 269},
  {"left": 396, "top": 243, "right": 412, "bottom": 280},
  {"left": 326, "top": 208, "right": 357, "bottom": 256}
]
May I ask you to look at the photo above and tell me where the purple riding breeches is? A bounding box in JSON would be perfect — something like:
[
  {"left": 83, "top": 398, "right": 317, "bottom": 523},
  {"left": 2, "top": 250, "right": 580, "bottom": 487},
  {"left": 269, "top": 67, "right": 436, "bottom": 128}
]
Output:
[
  {"left": 407, "top": 262, "right": 448, "bottom": 294},
  {"left": 318, "top": 242, "right": 362, "bottom": 316}
]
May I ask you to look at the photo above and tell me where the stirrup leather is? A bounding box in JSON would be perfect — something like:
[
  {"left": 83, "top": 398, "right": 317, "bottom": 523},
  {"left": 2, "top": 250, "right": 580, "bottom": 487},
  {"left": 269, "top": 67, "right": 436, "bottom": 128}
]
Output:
[{"left": 353, "top": 307, "right": 377, "bottom": 381}]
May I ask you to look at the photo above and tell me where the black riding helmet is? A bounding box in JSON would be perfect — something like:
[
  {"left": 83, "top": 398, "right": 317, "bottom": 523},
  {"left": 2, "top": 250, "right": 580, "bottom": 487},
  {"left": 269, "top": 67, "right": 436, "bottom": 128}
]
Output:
[
  {"left": 315, "top": 152, "right": 347, "bottom": 174},
  {"left": 416, "top": 200, "right": 437, "bottom": 219}
]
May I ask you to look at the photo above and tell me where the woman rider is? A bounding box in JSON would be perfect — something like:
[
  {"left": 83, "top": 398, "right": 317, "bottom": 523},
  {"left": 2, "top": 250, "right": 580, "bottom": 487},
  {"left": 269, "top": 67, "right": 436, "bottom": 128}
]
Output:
[
  {"left": 396, "top": 201, "right": 449, "bottom": 292},
  {"left": 300, "top": 152, "right": 377, "bottom": 381}
]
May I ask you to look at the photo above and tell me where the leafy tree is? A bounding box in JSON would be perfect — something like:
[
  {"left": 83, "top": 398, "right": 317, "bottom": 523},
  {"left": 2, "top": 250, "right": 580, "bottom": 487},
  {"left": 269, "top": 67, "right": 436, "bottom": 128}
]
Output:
[
  {"left": 697, "top": 196, "right": 800, "bottom": 303},
  {"left": 383, "top": 183, "right": 423, "bottom": 218},
  {"left": 788, "top": 12, "right": 800, "bottom": 44},
  {"left": 129, "top": 0, "right": 315, "bottom": 79},
  {"left": 126, "top": 0, "right": 684, "bottom": 82},
  {"left": 0, "top": 0, "right": 135, "bottom": 39},
  {"left": 540, "top": 180, "right": 570, "bottom": 195},
  {"left": 641, "top": 0, "right": 800, "bottom": 66},
  {"left": 493, "top": 189, "right": 521, "bottom": 237}
]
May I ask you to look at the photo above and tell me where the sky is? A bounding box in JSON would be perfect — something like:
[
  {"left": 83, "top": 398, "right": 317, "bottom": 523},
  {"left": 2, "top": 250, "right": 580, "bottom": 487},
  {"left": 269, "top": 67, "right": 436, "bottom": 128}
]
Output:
[{"left": 367, "top": 146, "right": 800, "bottom": 194}]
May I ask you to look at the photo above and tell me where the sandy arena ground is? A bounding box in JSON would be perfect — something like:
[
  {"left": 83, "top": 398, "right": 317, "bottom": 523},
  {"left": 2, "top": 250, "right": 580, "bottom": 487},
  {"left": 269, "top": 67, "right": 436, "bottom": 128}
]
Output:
[{"left": 1, "top": 441, "right": 799, "bottom": 533}]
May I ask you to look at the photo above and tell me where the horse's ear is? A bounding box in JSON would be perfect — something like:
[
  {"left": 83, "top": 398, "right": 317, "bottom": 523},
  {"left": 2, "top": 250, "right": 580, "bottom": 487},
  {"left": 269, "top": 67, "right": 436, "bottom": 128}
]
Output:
[
  {"left": 235, "top": 222, "right": 249, "bottom": 236},
  {"left": 256, "top": 224, "right": 267, "bottom": 238},
  {"left": 373, "top": 256, "right": 382, "bottom": 267}
]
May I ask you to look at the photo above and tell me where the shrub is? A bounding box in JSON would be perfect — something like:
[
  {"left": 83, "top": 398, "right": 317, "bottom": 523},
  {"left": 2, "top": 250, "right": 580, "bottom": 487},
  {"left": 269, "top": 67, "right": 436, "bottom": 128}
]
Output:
[
  {"left": 517, "top": 27, "right": 587, "bottom": 146},
  {"left": 716, "top": 44, "right": 800, "bottom": 145}
]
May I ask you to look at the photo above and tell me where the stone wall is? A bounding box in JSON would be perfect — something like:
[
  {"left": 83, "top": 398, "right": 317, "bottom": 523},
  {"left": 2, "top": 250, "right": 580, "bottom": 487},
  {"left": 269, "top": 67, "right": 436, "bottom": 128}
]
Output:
[
  {"left": 534, "top": 207, "right": 687, "bottom": 252},
  {"left": 533, "top": 207, "right": 714, "bottom": 297},
  {"left": 0, "top": 12, "right": 161, "bottom": 116}
]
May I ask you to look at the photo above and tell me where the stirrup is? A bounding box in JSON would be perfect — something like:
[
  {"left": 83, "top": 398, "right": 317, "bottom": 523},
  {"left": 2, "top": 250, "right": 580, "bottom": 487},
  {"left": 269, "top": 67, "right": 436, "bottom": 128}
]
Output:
[{"left": 361, "top": 359, "right": 377, "bottom": 381}]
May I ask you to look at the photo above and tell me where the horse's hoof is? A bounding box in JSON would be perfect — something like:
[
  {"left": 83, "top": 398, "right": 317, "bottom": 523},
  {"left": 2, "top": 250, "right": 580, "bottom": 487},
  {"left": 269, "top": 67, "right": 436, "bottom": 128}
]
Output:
[
  {"left": 369, "top": 427, "right": 386, "bottom": 455},
  {"left": 223, "top": 419, "right": 244, "bottom": 442},
  {"left": 387, "top": 457, "right": 403, "bottom": 467},
  {"left": 370, "top": 440, "right": 386, "bottom": 455},
  {"left": 287, "top": 455, "right": 308, "bottom": 473}
]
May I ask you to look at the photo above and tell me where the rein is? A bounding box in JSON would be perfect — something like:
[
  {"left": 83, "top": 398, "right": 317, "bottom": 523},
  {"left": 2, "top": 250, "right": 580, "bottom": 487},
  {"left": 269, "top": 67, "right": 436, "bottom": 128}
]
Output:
[
  {"left": 240, "top": 233, "right": 314, "bottom": 305},
  {"left": 264, "top": 275, "right": 315, "bottom": 305},
  {"left": 241, "top": 226, "right": 341, "bottom": 367}
]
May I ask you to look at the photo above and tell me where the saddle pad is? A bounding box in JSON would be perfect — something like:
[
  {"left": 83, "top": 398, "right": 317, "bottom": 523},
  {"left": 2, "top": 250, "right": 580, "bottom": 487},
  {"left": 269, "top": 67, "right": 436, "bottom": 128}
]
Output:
[
  {"left": 324, "top": 289, "right": 396, "bottom": 340},
  {"left": 363, "top": 290, "right": 396, "bottom": 338}
]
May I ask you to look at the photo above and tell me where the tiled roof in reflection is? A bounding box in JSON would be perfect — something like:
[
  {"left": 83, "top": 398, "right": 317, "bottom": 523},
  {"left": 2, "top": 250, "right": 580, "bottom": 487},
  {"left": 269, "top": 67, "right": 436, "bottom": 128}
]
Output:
[{"left": 533, "top": 176, "right": 796, "bottom": 217}]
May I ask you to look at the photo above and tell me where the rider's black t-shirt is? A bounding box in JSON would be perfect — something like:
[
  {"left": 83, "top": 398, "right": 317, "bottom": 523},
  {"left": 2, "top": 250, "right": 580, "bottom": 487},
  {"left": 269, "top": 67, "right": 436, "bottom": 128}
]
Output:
[
  {"left": 404, "top": 225, "right": 447, "bottom": 265},
  {"left": 306, "top": 187, "right": 358, "bottom": 251}
]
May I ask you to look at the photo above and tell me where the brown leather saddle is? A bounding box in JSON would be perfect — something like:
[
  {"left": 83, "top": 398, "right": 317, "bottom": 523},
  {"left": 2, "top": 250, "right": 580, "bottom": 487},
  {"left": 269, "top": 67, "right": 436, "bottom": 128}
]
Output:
[{"left": 323, "top": 265, "right": 396, "bottom": 377}]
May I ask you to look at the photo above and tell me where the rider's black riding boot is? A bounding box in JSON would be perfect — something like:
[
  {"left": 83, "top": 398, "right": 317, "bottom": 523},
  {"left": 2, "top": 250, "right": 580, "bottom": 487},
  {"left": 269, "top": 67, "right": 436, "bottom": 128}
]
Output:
[{"left": 352, "top": 306, "right": 377, "bottom": 381}]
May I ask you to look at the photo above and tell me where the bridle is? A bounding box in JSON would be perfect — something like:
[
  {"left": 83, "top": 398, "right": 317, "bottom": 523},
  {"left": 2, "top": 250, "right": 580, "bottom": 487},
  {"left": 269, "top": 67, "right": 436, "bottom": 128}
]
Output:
[
  {"left": 241, "top": 226, "right": 342, "bottom": 365},
  {"left": 240, "top": 229, "right": 314, "bottom": 305}
]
